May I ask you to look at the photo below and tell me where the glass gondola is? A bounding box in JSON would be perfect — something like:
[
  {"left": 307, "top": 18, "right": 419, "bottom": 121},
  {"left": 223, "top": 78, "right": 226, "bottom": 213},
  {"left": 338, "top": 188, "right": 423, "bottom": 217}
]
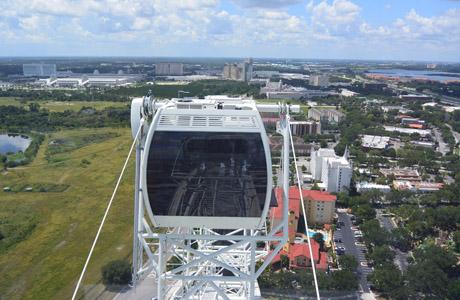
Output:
[{"left": 140, "top": 99, "right": 272, "bottom": 229}]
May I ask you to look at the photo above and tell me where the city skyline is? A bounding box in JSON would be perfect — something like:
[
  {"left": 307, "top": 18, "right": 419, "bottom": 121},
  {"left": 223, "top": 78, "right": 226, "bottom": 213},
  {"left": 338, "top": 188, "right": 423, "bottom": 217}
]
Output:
[{"left": 1, "top": 0, "right": 460, "bottom": 61}]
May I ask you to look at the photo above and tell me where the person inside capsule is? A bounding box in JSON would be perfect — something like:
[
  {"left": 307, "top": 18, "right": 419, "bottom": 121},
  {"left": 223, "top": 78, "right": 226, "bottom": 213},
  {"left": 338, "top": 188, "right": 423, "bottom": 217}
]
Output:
[{"left": 146, "top": 131, "right": 267, "bottom": 218}]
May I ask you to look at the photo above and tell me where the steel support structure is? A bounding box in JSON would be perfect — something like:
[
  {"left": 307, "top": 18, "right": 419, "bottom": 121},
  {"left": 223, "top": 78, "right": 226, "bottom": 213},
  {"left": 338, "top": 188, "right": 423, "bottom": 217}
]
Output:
[{"left": 131, "top": 101, "right": 292, "bottom": 300}]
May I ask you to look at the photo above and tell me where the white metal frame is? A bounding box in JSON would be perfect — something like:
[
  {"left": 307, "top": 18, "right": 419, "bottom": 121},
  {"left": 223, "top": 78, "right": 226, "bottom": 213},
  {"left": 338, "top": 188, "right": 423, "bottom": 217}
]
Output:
[{"left": 131, "top": 97, "right": 294, "bottom": 300}]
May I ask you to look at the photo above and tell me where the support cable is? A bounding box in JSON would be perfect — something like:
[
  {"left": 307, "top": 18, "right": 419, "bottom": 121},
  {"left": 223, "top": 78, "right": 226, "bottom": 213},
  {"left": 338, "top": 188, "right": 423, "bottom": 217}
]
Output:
[
  {"left": 288, "top": 121, "right": 321, "bottom": 300},
  {"left": 71, "top": 120, "right": 144, "bottom": 300}
]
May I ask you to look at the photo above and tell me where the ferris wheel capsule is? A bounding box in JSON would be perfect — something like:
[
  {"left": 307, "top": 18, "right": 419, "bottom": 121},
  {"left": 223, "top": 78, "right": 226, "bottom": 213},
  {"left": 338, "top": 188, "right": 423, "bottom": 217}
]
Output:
[{"left": 139, "top": 96, "right": 273, "bottom": 229}]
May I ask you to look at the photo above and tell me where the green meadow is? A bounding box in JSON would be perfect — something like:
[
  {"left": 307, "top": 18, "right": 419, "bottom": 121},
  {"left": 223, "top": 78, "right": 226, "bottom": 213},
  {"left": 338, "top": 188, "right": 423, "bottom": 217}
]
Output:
[
  {"left": 0, "top": 97, "right": 128, "bottom": 112},
  {"left": 0, "top": 127, "right": 135, "bottom": 299}
]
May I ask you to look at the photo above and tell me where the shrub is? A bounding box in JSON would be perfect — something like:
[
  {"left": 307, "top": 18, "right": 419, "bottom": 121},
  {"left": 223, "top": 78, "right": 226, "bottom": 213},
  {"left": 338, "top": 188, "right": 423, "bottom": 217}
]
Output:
[{"left": 101, "top": 260, "right": 131, "bottom": 286}]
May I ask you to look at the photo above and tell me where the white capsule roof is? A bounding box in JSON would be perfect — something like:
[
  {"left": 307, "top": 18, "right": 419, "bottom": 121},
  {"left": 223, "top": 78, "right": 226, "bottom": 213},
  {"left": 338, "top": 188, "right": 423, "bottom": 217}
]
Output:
[{"left": 139, "top": 96, "right": 273, "bottom": 229}]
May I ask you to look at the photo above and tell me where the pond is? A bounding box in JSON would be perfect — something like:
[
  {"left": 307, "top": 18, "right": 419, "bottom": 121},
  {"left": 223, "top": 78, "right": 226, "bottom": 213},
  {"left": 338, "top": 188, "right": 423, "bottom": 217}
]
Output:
[{"left": 0, "top": 134, "right": 31, "bottom": 155}]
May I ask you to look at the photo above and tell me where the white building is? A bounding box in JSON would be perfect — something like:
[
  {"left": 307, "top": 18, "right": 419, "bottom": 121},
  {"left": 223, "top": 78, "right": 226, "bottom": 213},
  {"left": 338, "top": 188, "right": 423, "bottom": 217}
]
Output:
[
  {"left": 308, "top": 107, "right": 345, "bottom": 123},
  {"left": 309, "top": 75, "right": 329, "bottom": 87},
  {"left": 341, "top": 89, "right": 358, "bottom": 97},
  {"left": 310, "top": 148, "right": 352, "bottom": 193},
  {"left": 356, "top": 182, "right": 391, "bottom": 193},
  {"left": 39, "top": 74, "right": 140, "bottom": 88},
  {"left": 361, "top": 135, "right": 390, "bottom": 150},
  {"left": 310, "top": 148, "right": 336, "bottom": 181},
  {"left": 384, "top": 126, "right": 431, "bottom": 137},
  {"left": 0, "top": 81, "right": 13, "bottom": 90}
]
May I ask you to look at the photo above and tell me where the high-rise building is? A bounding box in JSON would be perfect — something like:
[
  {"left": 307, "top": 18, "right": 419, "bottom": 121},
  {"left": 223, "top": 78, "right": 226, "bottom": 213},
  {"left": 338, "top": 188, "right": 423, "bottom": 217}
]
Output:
[
  {"left": 310, "top": 148, "right": 336, "bottom": 180},
  {"left": 222, "top": 58, "right": 253, "bottom": 82},
  {"left": 155, "top": 63, "right": 184, "bottom": 76},
  {"left": 310, "top": 147, "right": 352, "bottom": 193},
  {"left": 289, "top": 121, "right": 321, "bottom": 136},
  {"left": 242, "top": 58, "right": 253, "bottom": 82},
  {"left": 272, "top": 187, "right": 337, "bottom": 228},
  {"left": 309, "top": 75, "right": 329, "bottom": 87},
  {"left": 23, "top": 63, "right": 57, "bottom": 76}
]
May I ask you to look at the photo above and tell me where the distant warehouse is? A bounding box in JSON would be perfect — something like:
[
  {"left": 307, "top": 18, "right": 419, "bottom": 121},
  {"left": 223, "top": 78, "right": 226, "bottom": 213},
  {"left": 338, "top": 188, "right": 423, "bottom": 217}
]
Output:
[{"left": 38, "top": 74, "right": 142, "bottom": 88}]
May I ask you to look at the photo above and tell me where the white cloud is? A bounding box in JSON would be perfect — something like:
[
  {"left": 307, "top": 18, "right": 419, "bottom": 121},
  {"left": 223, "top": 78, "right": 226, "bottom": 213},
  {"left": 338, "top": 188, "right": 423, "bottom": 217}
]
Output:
[
  {"left": 19, "top": 16, "right": 41, "bottom": 31},
  {"left": 306, "top": 0, "right": 361, "bottom": 40},
  {"left": 131, "top": 17, "right": 151, "bottom": 31},
  {"left": 0, "top": 0, "right": 459, "bottom": 60},
  {"left": 308, "top": 0, "right": 361, "bottom": 25},
  {"left": 231, "top": 0, "right": 302, "bottom": 8},
  {"left": 360, "top": 8, "right": 460, "bottom": 43}
]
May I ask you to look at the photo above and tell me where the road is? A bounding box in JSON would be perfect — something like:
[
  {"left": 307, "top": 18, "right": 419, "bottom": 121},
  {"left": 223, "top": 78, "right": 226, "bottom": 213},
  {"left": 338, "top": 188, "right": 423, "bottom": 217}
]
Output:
[
  {"left": 336, "top": 211, "right": 373, "bottom": 294},
  {"left": 446, "top": 124, "right": 460, "bottom": 144},
  {"left": 432, "top": 127, "right": 449, "bottom": 156},
  {"left": 375, "top": 209, "right": 409, "bottom": 271}
]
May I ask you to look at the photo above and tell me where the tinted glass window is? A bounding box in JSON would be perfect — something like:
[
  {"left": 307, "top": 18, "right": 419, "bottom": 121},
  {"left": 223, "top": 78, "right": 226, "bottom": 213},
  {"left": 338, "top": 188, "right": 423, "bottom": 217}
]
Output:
[{"left": 146, "top": 131, "right": 267, "bottom": 217}]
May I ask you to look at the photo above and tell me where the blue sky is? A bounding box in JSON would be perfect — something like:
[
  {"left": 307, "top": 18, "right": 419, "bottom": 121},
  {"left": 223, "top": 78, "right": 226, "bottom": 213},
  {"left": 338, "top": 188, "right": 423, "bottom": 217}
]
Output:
[{"left": 1, "top": 0, "right": 460, "bottom": 61}]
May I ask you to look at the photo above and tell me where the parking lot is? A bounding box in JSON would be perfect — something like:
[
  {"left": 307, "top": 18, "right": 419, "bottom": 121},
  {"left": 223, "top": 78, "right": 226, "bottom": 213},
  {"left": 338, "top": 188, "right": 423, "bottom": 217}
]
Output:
[{"left": 335, "top": 211, "right": 373, "bottom": 293}]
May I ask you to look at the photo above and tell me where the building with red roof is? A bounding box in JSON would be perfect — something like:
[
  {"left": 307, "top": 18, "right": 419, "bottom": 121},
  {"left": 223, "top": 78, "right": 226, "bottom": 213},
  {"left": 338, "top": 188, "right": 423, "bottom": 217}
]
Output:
[
  {"left": 271, "top": 239, "right": 328, "bottom": 271},
  {"left": 271, "top": 187, "right": 337, "bottom": 229},
  {"left": 268, "top": 187, "right": 335, "bottom": 271},
  {"left": 408, "top": 123, "right": 424, "bottom": 129}
]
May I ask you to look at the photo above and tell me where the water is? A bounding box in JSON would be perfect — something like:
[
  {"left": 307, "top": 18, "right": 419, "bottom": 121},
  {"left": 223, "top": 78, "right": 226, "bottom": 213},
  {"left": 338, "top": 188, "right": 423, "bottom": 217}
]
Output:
[
  {"left": 307, "top": 229, "right": 329, "bottom": 241},
  {"left": 368, "top": 68, "right": 460, "bottom": 82},
  {"left": 0, "top": 134, "right": 31, "bottom": 155}
]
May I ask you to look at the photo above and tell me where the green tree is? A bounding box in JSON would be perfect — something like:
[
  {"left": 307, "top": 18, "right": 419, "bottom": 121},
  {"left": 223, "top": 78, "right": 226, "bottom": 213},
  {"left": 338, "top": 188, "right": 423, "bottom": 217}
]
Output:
[
  {"left": 368, "top": 264, "right": 404, "bottom": 299},
  {"left": 354, "top": 204, "right": 376, "bottom": 223},
  {"left": 311, "top": 183, "right": 320, "bottom": 191},
  {"left": 406, "top": 261, "right": 449, "bottom": 299},
  {"left": 453, "top": 231, "right": 460, "bottom": 253},
  {"left": 368, "top": 245, "right": 395, "bottom": 267},
  {"left": 413, "top": 244, "right": 456, "bottom": 273},
  {"left": 312, "top": 232, "right": 324, "bottom": 251},
  {"left": 28, "top": 102, "right": 40, "bottom": 112},
  {"left": 101, "top": 260, "right": 132, "bottom": 286},
  {"left": 331, "top": 270, "right": 359, "bottom": 291},
  {"left": 280, "top": 254, "right": 290, "bottom": 269},
  {"left": 390, "top": 227, "right": 411, "bottom": 252},
  {"left": 339, "top": 254, "right": 358, "bottom": 272},
  {"left": 447, "top": 278, "right": 460, "bottom": 300},
  {"left": 361, "top": 219, "right": 389, "bottom": 246}
]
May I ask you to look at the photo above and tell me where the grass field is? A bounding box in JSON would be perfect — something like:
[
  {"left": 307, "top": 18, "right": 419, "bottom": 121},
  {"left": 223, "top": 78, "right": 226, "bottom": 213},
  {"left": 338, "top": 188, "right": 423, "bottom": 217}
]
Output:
[
  {"left": 0, "top": 97, "right": 129, "bottom": 112},
  {"left": 0, "top": 127, "right": 135, "bottom": 300}
]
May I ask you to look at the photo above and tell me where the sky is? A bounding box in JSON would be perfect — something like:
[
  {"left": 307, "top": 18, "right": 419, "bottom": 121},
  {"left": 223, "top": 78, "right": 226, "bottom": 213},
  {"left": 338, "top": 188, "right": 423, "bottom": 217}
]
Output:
[{"left": 1, "top": 0, "right": 460, "bottom": 61}]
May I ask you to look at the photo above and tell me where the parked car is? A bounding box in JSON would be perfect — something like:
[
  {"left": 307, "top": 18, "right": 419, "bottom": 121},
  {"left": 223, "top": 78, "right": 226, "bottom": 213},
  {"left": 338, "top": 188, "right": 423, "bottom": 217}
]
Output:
[{"left": 335, "top": 246, "right": 346, "bottom": 255}]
